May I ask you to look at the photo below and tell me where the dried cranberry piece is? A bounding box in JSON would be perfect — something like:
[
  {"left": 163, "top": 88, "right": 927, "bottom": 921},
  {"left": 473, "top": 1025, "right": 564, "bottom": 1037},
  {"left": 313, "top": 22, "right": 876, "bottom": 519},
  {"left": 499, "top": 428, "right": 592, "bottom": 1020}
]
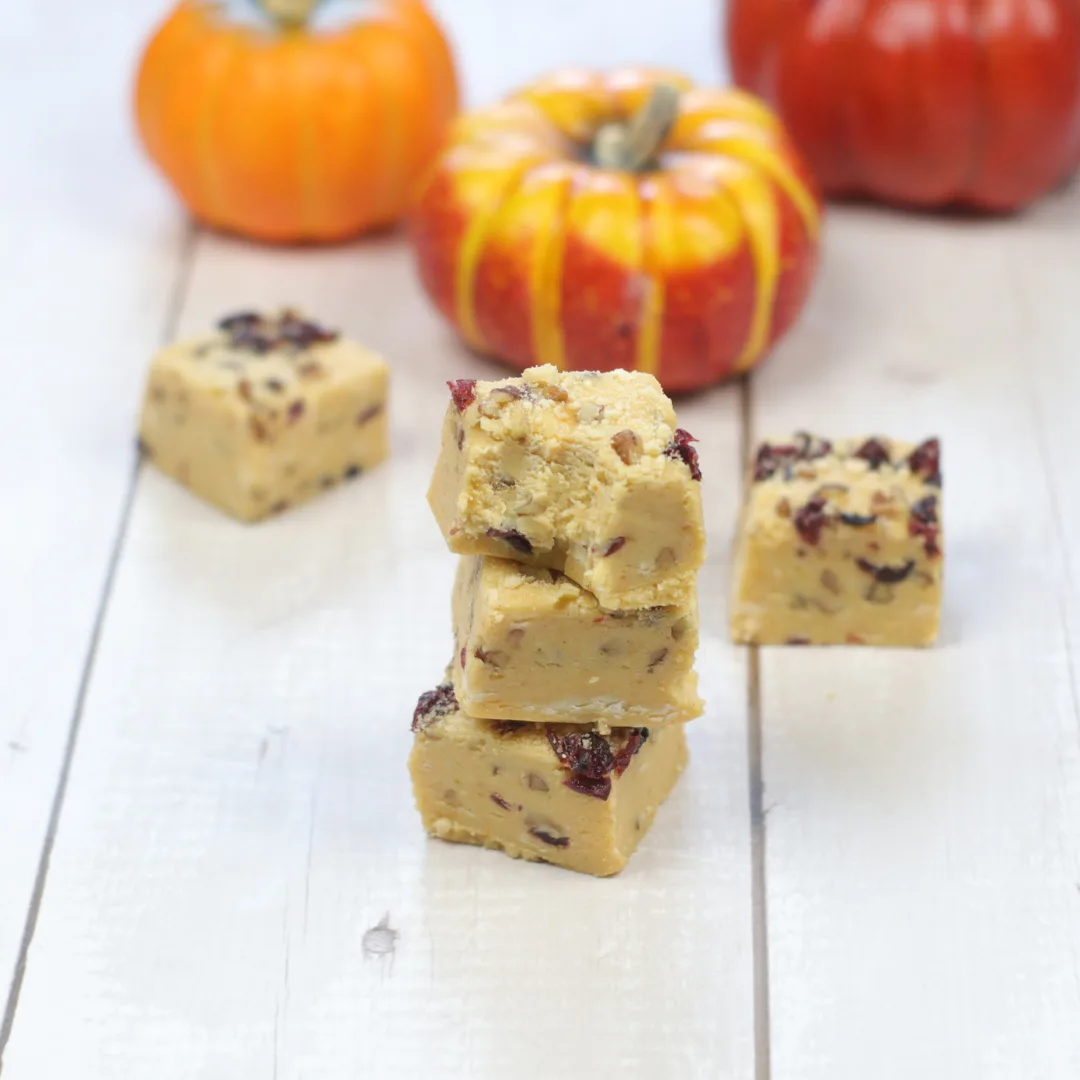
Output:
[
  {"left": 853, "top": 438, "right": 891, "bottom": 470},
  {"left": 411, "top": 681, "right": 458, "bottom": 733},
  {"left": 448, "top": 379, "right": 477, "bottom": 412},
  {"left": 565, "top": 774, "right": 612, "bottom": 798},
  {"left": 490, "top": 793, "right": 515, "bottom": 810},
  {"left": 217, "top": 311, "right": 261, "bottom": 333},
  {"left": 793, "top": 431, "right": 832, "bottom": 460},
  {"left": 278, "top": 311, "right": 338, "bottom": 348},
  {"left": 787, "top": 636, "right": 810, "bottom": 645},
  {"left": 232, "top": 327, "right": 274, "bottom": 354},
  {"left": 602, "top": 537, "right": 626, "bottom": 557},
  {"left": 490, "top": 720, "right": 526, "bottom": 736},
  {"left": 486, "top": 527, "right": 533, "bottom": 556},
  {"left": 356, "top": 404, "right": 383, "bottom": 425},
  {"left": 907, "top": 438, "right": 941, "bottom": 486},
  {"left": 547, "top": 729, "right": 616, "bottom": 800},
  {"left": 611, "top": 728, "right": 649, "bottom": 776},
  {"left": 754, "top": 433, "right": 832, "bottom": 482},
  {"left": 459, "top": 646, "right": 466, "bottom": 669},
  {"left": 664, "top": 428, "right": 702, "bottom": 481},
  {"left": 855, "top": 557, "right": 916, "bottom": 583},
  {"left": 753, "top": 442, "right": 796, "bottom": 482},
  {"left": 908, "top": 495, "right": 941, "bottom": 557},
  {"left": 839, "top": 512, "right": 877, "bottom": 527},
  {"left": 547, "top": 730, "right": 615, "bottom": 777},
  {"left": 309, "top": 323, "right": 339, "bottom": 344},
  {"left": 793, "top": 495, "right": 829, "bottom": 545},
  {"left": 287, "top": 400, "right": 305, "bottom": 422},
  {"left": 910, "top": 495, "right": 938, "bottom": 524},
  {"left": 529, "top": 827, "right": 570, "bottom": 848}
]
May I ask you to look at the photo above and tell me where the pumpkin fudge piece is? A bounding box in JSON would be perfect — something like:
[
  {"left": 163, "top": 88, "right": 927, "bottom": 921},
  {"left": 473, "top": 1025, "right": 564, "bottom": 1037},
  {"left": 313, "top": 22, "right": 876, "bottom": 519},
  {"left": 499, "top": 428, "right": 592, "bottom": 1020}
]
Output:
[
  {"left": 453, "top": 555, "right": 702, "bottom": 728},
  {"left": 139, "top": 310, "right": 388, "bottom": 522},
  {"left": 731, "top": 434, "right": 943, "bottom": 646},
  {"left": 427, "top": 365, "right": 705, "bottom": 611},
  {"left": 409, "top": 678, "right": 688, "bottom": 877}
]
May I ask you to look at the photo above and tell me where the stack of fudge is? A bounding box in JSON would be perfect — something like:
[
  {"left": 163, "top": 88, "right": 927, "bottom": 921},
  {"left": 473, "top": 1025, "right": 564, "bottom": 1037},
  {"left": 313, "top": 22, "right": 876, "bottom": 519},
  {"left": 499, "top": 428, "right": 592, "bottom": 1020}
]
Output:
[{"left": 409, "top": 365, "right": 706, "bottom": 877}]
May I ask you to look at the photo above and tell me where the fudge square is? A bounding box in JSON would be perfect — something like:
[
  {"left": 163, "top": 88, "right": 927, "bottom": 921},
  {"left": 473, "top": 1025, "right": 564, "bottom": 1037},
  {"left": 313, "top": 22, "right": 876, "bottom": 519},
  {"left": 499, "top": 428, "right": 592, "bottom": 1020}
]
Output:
[
  {"left": 139, "top": 310, "right": 388, "bottom": 522},
  {"left": 427, "top": 365, "right": 705, "bottom": 611},
  {"left": 731, "top": 434, "right": 943, "bottom": 646},
  {"left": 453, "top": 555, "right": 702, "bottom": 728},
  {"left": 409, "top": 678, "right": 688, "bottom": 877}
]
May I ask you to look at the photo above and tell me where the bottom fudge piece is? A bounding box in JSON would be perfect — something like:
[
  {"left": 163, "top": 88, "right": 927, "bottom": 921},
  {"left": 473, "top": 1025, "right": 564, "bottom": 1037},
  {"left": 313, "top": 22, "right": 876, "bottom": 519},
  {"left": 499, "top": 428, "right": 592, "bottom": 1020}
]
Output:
[
  {"left": 409, "top": 680, "right": 687, "bottom": 877},
  {"left": 139, "top": 309, "right": 389, "bottom": 522},
  {"left": 731, "top": 433, "right": 943, "bottom": 646}
]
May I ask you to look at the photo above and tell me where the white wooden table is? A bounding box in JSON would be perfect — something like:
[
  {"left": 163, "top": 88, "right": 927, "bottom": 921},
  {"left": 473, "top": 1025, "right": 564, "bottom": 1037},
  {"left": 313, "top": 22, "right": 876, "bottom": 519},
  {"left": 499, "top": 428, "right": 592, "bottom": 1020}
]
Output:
[{"left": 3, "top": 3, "right": 1079, "bottom": 1077}]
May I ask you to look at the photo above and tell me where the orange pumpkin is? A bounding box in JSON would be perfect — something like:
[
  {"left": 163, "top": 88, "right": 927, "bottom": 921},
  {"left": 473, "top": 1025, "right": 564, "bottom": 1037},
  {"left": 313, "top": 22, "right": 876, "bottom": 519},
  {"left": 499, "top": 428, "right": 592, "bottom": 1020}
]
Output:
[
  {"left": 409, "top": 69, "right": 821, "bottom": 393},
  {"left": 134, "top": 0, "right": 459, "bottom": 243}
]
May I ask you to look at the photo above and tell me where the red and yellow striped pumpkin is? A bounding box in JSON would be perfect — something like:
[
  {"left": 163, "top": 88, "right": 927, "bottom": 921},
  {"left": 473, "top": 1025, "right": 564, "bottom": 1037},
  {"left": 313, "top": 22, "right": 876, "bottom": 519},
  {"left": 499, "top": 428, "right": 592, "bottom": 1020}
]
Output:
[{"left": 409, "top": 69, "right": 821, "bottom": 393}]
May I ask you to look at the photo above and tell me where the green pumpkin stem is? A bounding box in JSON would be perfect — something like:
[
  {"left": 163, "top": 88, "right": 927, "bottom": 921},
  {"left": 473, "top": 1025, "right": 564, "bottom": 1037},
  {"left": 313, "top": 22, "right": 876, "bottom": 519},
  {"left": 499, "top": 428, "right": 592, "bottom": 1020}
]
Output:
[
  {"left": 592, "top": 83, "right": 681, "bottom": 172},
  {"left": 259, "top": 0, "right": 323, "bottom": 30}
]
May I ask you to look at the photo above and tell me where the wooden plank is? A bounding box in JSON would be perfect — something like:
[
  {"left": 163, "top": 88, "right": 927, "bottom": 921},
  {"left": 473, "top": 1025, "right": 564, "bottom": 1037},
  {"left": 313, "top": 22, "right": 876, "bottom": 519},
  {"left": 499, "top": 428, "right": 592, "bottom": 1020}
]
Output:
[
  {"left": 0, "top": 2, "right": 188, "bottom": 1014},
  {"left": 0, "top": 225, "right": 754, "bottom": 1077},
  {"left": 751, "top": 195, "right": 1080, "bottom": 1079}
]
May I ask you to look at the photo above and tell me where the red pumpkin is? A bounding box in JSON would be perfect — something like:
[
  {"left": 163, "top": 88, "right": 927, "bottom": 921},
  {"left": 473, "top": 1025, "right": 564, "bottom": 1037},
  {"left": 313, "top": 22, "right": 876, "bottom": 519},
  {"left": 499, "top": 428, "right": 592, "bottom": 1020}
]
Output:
[
  {"left": 410, "top": 69, "right": 822, "bottom": 393},
  {"left": 727, "top": 0, "right": 1080, "bottom": 211}
]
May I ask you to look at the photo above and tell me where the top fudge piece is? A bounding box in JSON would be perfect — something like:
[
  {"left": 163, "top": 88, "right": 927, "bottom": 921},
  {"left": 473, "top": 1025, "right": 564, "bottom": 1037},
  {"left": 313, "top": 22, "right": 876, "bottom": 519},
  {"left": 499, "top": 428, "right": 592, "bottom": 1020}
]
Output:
[
  {"left": 139, "top": 310, "right": 388, "bottom": 522},
  {"left": 731, "top": 433, "right": 943, "bottom": 646},
  {"left": 427, "top": 365, "right": 706, "bottom": 611}
]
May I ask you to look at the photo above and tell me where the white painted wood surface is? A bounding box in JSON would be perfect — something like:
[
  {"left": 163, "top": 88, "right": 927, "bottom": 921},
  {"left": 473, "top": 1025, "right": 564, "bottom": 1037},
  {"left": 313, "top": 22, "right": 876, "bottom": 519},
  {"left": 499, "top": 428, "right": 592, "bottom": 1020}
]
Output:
[
  {"left": 0, "top": 0, "right": 189, "bottom": 1010},
  {"left": 754, "top": 202, "right": 1080, "bottom": 1079},
  {"left": 2, "top": 233, "right": 753, "bottom": 1080},
  {"left": 2, "top": 1, "right": 1079, "bottom": 1078}
]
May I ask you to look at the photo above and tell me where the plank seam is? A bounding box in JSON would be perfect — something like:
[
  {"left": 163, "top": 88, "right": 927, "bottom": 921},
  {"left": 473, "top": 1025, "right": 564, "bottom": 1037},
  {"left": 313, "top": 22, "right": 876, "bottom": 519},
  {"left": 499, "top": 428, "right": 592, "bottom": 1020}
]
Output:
[
  {"left": 1027, "top": 375, "right": 1080, "bottom": 734},
  {"left": 739, "top": 373, "right": 772, "bottom": 1080},
  {"left": 1009, "top": 255, "right": 1080, "bottom": 734},
  {"left": 0, "top": 223, "right": 199, "bottom": 1073}
]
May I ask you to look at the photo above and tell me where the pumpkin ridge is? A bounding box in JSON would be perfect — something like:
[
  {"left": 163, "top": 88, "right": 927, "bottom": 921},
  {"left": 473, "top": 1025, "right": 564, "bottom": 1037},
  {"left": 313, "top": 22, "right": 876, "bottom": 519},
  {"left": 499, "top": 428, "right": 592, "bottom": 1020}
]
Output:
[
  {"left": 634, "top": 178, "right": 665, "bottom": 377},
  {"left": 195, "top": 29, "right": 243, "bottom": 227},
  {"left": 394, "top": 0, "right": 459, "bottom": 135},
  {"left": 701, "top": 131, "right": 820, "bottom": 242},
  {"left": 383, "top": 9, "right": 454, "bottom": 211},
  {"left": 715, "top": 159, "right": 781, "bottom": 373},
  {"left": 454, "top": 164, "right": 532, "bottom": 351},
  {"left": 526, "top": 167, "right": 573, "bottom": 371},
  {"left": 700, "top": 181, "right": 750, "bottom": 380},
  {"left": 292, "top": 44, "right": 322, "bottom": 236},
  {"left": 136, "top": 8, "right": 202, "bottom": 175}
]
